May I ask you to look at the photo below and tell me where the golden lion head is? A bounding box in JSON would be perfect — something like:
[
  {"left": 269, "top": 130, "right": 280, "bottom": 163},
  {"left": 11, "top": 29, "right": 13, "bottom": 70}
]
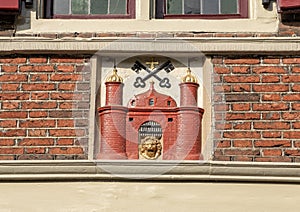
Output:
[{"left": 139, "top": 136, "right": 162, "bottom": 160}]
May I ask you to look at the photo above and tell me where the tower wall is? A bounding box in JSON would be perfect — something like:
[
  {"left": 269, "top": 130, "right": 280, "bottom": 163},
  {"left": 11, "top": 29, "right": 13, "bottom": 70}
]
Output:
[
  {"left": 180, "top": 82, "right": 199, "bottom": 107},
  {"left": 105, "top": 82, "right": 123, "bottom": 105}
]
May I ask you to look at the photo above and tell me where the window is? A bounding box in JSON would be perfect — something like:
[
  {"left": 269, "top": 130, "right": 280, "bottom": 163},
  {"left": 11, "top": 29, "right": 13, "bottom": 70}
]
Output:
[
  {"left": 155, "top": 0, "right": 248, "bottom": 19},
  {"left": 44, "top": 0, "right": 135, "bottom": 19}
]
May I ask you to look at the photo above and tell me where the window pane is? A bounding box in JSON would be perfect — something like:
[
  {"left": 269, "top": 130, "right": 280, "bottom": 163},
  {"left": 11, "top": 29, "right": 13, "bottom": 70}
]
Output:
[
  {"left": 91, "top": 0, "right": 108, "bottom": 14},
  {"left": 71, "top": 0, "right": 89, "bottom": 14},
  {"left": 184, "top": 0, "right": 200, "bottom": 14},
  {"left": 54, "top": 0, "right": 70, "bottom": 14},
  {"left": 202, "top": 0, "right": 219, "bottom": 14},
  {"left": 109, "top": 0, "right": 126, "bottom": 14},
  {"left": 221, "top": 0, "right": 238, "bottom": 14},
  {"left": 167, "top": 0, "right": 182, "bottom": 14}
]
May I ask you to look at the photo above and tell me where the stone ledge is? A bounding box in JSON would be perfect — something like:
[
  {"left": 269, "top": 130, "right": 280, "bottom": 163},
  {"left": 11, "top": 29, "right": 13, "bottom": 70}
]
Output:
[
  {"left": 0, "top": 38, "right": 300, "bottom": 55},
  {"left": 0, "top": 160, "right": 300, "bottom": 183}
]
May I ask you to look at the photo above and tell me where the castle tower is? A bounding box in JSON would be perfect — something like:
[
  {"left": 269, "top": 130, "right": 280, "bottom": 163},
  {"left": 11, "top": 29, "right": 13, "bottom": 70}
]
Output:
[
  {"left": 98, "top": 68, "right": 127, "bottom": 159},
  {"left": 177, "top": 68, "right": 204, "bottom": 160}
]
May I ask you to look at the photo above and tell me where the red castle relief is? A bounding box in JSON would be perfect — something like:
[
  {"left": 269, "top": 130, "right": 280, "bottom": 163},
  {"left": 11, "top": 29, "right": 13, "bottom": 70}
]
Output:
[{"left": 98, "top": 66, "right": 204, "bottom": 160}]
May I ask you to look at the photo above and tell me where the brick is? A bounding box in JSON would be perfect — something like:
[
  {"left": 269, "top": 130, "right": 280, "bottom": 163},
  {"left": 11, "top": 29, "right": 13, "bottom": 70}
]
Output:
[
  {"left": 284, "top": 131, "right": 300, "bottom": 139},
  {"left": 0, "top": 129, "right": 25, "bottom": 137},
  {"left": 0, "top": 156, "right": 14, "bottom": 160},
  {"left": 0, "top": 120, "right": 17, "bottom": 128},
  {"left": 224, "top": 58, "right": 260, "bottom": 64},
  {"left": 1, "top": 83, "right": 20, "bottom": 91},
  {"left": 0, "top": 111, "right": 27, "bottom": 118},
  {"left": 283, "top": 94, "right": 300, "bottom": 101},
  {"left": 214, "top": 85, "right": 231, "bottom": 93},
  {"left": 2, "top": 102, "right": 20, "bottom": 109},
  {"left": 292, "top": 67, "right": 300, "bottom": 73},
  {"left": 253, "top": 67, "right": 286, "bottom": 74},
  {"left": 231, "top": 103, "right": 250, "bottom": 111},
  {"left": 49, "top": 129, "right": 85, "bottom": 137},
  {"left": 22, "top": 102, "right": 57, "bottom": 109},
  {"left": 252, "top": 103, "right": 289, "bottom": 111},
  {"left": 233, "top": 122, "right": 251, "bottom": 130},
  {"left": 282, "top": 75, "right": 300, "bottom": 83},
  {"left": 292, "top": 84, "right": 300, "bottom": 92},
  {"left": 29, "top": 74, "right": 48, "bottom": 82},
  {"left": 232, "top": 67, "right": 250, "bottom": 74},
  {"left": 282, "top": 112, "right": 300, "bottom": 120},
  {"left": 31, "top": 93, "right": 49, "bottom": 100},
  {"left": 57, "top": 138, "right": 74, "bottom": 146},
  {"left": 57, "top": 120, "right": 74, "bottom": 127},
  {"left": 283, "top": 58, "right": 300, "bottom": 64},
  {"left": 224, "top": 149, "right": 260, "bottom": 156},
  {"left": 223, "top": 131, "right": 261, "bottom": 139},
  {"left": 255, "top": 157, "right": 292, "bottom": 162},
  {"left": 50, "top": 58, "right": 84, "bottom": 63},
  {"left": 22, "top": 83, "right": 55, "bottom": 91},
  {"left": 58, "top": 83, "right": 76, "bottom": 91},
  {"left": 28, "top": 129, "right": 47, "bottom": 137},
  {"left": 215, "top": 123, "right": 231, "bottom": 130},
  {"left": 232, "top": 84, "right": 251, "bottom": 92},
  {"left": 216, "top": 140, "right": 231, "bottom": 148},
  {"left": 233, "top": 140, "right": 253, "bottom": 148},
  {"left": 223, "top": 76, "right": 260, "bottom": 83},
  {"left": 285, "top": 150, "right": 300, "bottom": 156},
  {"left": 232, "top": 156, "right": 253, "bottom": 162},
  {"left": 49, "top": 147, "right": 84, "bottom": 154},
  {"left": 57, "top": 65, "right": 75, "bottom": 72},
  {"left": 254, "top": 140, "right": 291, "bottom": 147},
  {"left": 0, "top": 148, "right": 24, "bottom": 154},
  {"left": 263, "top": 58, "right": 280, "bottom": 64},
  {"left": 214, "top": 67, "right": 230, "bottom": 74},
  {"left": 50, "top": 74, "right": 82, "bottom": 81},
  {"left": 261, "top": 75, "right": 280, "bottom": 83},
  {"left": 49, "top": 111, "right": 73, "bottom": 118},
  {"left": 20, "top": 65, "right": 54, "bottom": 72},
  {"left": 17, "top": 155, "right": 53, "bottom": 160},
  {"left": 19, "top": 138, "right": 54, "bottom": 146},
  {"left": 59, "top": 102, "right": 74, "bottom": 109},
  {"left": 20, "top": 120, "right": 55, "bottom": 128},
  {"left": 262, "top": 131, "right": 281, "bottom": 138},
  {"left": 253, "top": 122, "right": 290, "bottom": 130},
  {"left": 29, "top": 57, "right": 48, "bottom": 63},
  {"left": 0, "top": 58, "right": 26, "bottom": 64},
  {"left": 262, "top": 94, "right": 281, "bottom": 101},
  {"left": 292, "top": 103, "right": 300, "bottom": 110},
  {"left": 29, "top": 111, "right": 48, "bottom": 118},
  {"left": 263, "top": 149, "right": 282, "bottom": 156},
  {"left": 262, "top": 112, "right": 280, "bottom": 120},
  {"left": 293, "top": 122, "right": 300, "bottom": 129},
  {"left": 50, "top": 93, "right": 82, "bottom": 100},
  {"left": 0, "top": 74, "right": 27, "bottom": 82},
  {"left": 0, "top": 93, "right": 29, "bottom": 100},
  {"left": 25, "top": 148, "right": 46, "bottom": 154},
  {"left": 225, "top": 94, "right": 259, "bottom": 102},
  {"left": 226, "top": 113, "right": 260, "bottom": 120},
  {"left": 1, "top": 65, "right": 18, "bottom": 72},
  {"left": 0, "top": 139, "right": 15, "bottom": 146}
]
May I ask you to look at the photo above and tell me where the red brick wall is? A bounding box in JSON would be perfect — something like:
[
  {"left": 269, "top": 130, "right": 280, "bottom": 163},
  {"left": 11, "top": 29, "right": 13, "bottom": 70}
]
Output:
[
  {"left": 213, "top": 56, "right": 300, "bottom": 162},
  {"left": 0, "top": 55, "right": 91, "bottom": 160}
]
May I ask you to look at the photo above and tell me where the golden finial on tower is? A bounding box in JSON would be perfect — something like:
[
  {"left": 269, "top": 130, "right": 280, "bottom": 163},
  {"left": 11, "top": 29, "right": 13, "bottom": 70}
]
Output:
[
  {"left": 181, "top": 68, "right": 198, "bottom": 83},
  {"left": 106, "top": 66, "right": 123, "bottom": 83}
]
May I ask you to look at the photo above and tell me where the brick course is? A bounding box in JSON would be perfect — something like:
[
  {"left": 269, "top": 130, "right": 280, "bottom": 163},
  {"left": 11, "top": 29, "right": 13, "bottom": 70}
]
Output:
[
  {"left": 213, "top": 56, "right": 300, "bottom": 162},
  {"left": 0, "top": 55, "right": 90, "bottom": 160}
]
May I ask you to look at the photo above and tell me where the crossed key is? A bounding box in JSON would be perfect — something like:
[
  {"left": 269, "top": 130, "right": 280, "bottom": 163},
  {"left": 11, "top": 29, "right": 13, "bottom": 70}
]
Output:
[{"left": 131, "top": 60, "right": 175, "bottom": 88}]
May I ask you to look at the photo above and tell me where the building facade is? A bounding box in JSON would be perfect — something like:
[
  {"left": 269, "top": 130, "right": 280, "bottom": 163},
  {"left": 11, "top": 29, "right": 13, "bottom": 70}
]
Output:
[{"left": 0, "top": 0, "right": 300, "bottom": 167}]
